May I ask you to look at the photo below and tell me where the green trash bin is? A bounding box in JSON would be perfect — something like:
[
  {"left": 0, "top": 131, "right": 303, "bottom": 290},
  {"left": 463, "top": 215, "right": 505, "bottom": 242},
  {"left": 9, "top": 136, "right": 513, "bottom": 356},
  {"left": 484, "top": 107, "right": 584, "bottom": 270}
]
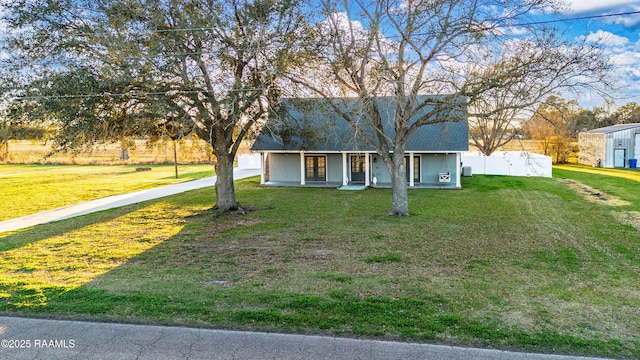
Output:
[{"left": 630, "top": 159, "right": 637, "bottom": 169}]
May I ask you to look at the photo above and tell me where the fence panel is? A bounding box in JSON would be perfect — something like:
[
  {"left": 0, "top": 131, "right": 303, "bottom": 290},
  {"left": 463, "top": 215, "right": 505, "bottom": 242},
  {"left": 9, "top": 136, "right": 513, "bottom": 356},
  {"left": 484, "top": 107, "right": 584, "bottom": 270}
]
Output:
[{"left": 462, "top": 151, "right": 552, "bottom": 178}]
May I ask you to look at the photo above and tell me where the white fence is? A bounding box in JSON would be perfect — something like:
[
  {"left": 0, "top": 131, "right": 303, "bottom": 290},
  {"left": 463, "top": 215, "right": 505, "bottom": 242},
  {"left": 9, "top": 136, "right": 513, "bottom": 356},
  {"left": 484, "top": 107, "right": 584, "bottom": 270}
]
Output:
[
  {"left": 461, "top": 151, "right": 552, "bottom": 178},
  {"left": 238, "top": 153, "right": 262, "bottom": 170}
]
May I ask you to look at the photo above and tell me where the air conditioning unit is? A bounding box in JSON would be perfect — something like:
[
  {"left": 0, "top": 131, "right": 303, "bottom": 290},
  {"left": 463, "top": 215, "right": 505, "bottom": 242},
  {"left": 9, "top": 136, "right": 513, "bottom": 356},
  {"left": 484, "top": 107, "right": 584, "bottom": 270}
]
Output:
[{"left": 462, "top": 166, "right": 472, "bottom": 177}]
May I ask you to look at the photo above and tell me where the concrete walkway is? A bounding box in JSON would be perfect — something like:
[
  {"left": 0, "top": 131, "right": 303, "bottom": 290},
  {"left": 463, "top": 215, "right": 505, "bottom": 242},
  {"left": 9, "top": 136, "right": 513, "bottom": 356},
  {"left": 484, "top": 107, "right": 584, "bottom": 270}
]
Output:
[
  {"left": 0, "top": 168, "right": 261, "bottom": 233},
  {"left": 0, "top": 316, "right": 611, "bottom": 360}
]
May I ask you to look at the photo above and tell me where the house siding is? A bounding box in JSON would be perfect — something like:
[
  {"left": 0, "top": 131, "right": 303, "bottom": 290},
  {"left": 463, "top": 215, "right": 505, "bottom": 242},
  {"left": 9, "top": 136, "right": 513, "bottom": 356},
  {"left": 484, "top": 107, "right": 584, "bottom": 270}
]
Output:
[
  {"left": 327, "top": 154, "right": 343, "bottom": 183},
  {"left": 371, "top": 153, "right": 459, "bottom": 188},
  {"left": 267, "top": 153, "right": 301, "bottom": 183},
  {"left": 370, "top": 154, "right": 390, "bottom": 184},
  {"left": 422, "top": 153, "right": 459, "bottom": 186},
  {"left": 266, "top": 152, "right": 343, "bottom": 185}
]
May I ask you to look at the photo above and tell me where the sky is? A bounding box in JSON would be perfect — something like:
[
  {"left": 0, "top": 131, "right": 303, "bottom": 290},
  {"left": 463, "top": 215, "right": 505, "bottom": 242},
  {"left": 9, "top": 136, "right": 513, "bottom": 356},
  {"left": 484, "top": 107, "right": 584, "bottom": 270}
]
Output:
[
  {"left": 1, "top": 1, "right": 640, "bottom": 109},
  {"left": 554, "top": 1, "right": 640, "bottom": 107}
]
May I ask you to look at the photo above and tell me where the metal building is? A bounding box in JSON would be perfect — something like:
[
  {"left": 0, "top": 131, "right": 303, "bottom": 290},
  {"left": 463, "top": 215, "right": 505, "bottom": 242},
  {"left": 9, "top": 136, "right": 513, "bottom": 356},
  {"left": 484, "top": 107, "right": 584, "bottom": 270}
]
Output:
[{"left": 578, "top": 123, "right": 640, "bottom": 168}]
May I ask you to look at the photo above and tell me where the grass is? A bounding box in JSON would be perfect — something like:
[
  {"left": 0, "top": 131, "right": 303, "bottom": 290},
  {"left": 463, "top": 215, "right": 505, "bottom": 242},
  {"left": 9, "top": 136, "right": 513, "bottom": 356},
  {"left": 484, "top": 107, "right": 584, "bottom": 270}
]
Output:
[
  {"left": 1, "top": 166, "right": 639, "bottom": 358},
  {"left": 554, "top": 164, "right": 640, "bottom": 231},
  {"left": 554, "top": 164, "right": 640, "bottom": 210},
  {"left": 0, "top": 164, "right": 213, "bottom": 220}
]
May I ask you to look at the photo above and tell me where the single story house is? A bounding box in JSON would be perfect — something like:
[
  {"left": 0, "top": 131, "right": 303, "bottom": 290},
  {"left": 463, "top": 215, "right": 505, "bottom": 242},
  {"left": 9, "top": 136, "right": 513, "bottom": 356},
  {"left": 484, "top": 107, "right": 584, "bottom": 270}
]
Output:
[
  {"left": 250, "top": 96, "right": 469, "bottom": 189},
  {"left": 578, "top": 123, "right": 640, "bottom": 168}
]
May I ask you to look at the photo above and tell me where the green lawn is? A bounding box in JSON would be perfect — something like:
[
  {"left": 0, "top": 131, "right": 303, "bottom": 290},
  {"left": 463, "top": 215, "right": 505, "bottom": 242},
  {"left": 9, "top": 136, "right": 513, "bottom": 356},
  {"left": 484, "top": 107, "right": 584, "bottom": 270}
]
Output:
[
  {"left": 0, "top": 164, "right": 214, "bottom": 220},
  {"left": 554, "top": 164, "right": 640, "bottom": 209},
  {"left": 0, "top": 165, "right": 639, "bottom": 358}
]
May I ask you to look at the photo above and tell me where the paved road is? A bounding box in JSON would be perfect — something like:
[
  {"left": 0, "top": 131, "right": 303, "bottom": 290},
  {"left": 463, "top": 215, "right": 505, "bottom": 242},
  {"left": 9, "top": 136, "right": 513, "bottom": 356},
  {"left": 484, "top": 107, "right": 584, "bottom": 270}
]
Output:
[
  {"left": 0, "top": 168, "right": 261, "bottom": 233},
  {"left": 0, "top": 316, "right": 611, "bottom": 360}
]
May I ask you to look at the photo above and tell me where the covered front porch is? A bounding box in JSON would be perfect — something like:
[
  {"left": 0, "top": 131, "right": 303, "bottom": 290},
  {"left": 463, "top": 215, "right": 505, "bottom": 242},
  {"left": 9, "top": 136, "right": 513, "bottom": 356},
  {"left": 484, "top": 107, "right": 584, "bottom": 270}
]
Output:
[
  {"left": 256, "top": 151, "right": 462, "bottom": 189},
  {"left": 258, "top": 151, "right": 373, "bottom": 187}
]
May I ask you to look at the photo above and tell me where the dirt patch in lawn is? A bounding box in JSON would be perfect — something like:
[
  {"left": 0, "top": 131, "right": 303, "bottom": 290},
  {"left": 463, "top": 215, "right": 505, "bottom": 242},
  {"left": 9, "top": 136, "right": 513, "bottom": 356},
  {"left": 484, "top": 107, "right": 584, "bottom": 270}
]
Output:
[
  {"left": 611, "top": 211, "right": 640, "bottom": 230},
  {"left": 558, "top": 179, "right": 631, "bottom": 206}
]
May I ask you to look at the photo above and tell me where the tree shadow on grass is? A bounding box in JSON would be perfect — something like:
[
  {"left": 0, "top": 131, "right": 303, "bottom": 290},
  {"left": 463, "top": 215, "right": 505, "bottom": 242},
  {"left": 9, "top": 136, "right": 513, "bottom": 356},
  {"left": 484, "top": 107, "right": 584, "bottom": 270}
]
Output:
[
  {"left": 0, "top": 201, "right": 249, "bottom": 320},
  {"left": 0, "top": 203, "right": 149, "bottom": 253},
  {"left": 0, "top": 187, "right": 214, "bottom": 313}
]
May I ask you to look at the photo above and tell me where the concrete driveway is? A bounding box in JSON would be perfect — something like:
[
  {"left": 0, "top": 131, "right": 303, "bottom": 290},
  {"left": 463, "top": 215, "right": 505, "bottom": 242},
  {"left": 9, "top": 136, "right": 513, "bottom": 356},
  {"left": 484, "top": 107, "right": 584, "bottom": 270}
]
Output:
[{"left": 0, "top": 168, "right": 260, "bottom": 233}]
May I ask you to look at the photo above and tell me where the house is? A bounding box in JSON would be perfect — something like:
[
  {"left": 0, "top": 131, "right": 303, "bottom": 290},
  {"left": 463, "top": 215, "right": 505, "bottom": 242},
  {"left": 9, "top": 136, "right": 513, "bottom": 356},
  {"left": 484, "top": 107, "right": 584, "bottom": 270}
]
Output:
[
  {"left": 250, "top": 96, "right": 469, "bottom": 189},
  {"left": 578, "top": 123, "right": 640, "bottom": 168}
]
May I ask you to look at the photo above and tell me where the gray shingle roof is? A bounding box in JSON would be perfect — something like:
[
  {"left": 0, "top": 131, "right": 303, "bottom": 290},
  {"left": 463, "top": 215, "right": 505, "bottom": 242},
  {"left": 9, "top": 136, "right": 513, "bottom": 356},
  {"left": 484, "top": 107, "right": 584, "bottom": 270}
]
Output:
[{"left": 251, "top": 96, "right": 469, "bottom": 152}]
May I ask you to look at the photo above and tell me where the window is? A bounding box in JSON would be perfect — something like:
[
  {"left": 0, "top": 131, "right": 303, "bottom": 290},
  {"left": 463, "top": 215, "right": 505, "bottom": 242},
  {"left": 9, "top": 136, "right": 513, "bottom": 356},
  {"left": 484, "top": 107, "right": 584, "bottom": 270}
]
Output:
[{"left": 305, "top": 156, "right": 326, "bottom": 181}]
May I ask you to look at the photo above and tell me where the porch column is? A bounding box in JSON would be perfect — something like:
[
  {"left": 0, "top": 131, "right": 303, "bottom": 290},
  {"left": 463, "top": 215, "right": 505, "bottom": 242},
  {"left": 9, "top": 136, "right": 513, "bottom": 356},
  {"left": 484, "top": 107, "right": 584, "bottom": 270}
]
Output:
[
  {"left": 365, "top": 153, "right": 370, "bottom": 186},
  {"left": 300, "top": 152, "right": 305, "bottom": 185},
  {"left": 456, "top": 152, "right": 462, "bottom": 188},
  {"left": 342, "top": 152, "right": 348, "bottom": 186},
  {"left": 260, "top": 152, "right": 265, "bottom": 185},
  {"left": 409, "top": 152, "right": 415, "bottom": 187}
]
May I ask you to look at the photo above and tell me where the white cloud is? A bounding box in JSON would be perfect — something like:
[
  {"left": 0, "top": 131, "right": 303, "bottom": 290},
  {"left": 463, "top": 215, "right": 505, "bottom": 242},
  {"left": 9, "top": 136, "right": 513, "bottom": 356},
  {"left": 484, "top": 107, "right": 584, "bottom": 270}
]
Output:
[
  {"left": 610, "top": 52, "right": 640, "bottom": 66},
  {"left": 601, "top": 49, "right": 640, "bottom": 106},
  {"left": 550, "top": 2, "right": 640, "bottom": 107},
  {"left": 614, "top": 14, "right": 640, "bottom": 28},
  {"left": 564, "top": 0, "right": 640, "bottom": 27},
  {"left": 583, "top": 30, "right": 629, "bottom": 47},
  {"left": 507, "top": 26, "right": 529, "bottom": 36},
  {"left": 566, "top": 0, "right": 640, "bottom": 13}
]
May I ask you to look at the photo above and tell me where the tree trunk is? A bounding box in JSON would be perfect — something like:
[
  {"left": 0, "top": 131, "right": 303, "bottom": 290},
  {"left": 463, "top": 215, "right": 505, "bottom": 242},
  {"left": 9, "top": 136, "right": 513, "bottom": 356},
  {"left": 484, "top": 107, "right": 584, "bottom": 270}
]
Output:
[
  {"left": 0, "top": 140, "right": 8, "bottom": 163},
  {"left": 387, "top": 151, "right": 410, "bottom": 217},
  {"left": 173, "top": 140, "right": 179, "bottom": 179},
  {"left": 213, "top": 151, "right": 238, "bottom": 213}
]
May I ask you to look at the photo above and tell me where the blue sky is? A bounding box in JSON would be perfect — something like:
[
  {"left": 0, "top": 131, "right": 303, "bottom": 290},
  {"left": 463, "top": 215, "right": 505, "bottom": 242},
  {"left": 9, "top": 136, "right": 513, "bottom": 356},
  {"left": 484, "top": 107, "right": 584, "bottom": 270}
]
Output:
[
  {"left": 2, "top": 1, "right": 640, "bottom": 109},
  {"left": 314, "top": 1, "right": 640, "bottom": 109},
  {"left": 551, "top": 1, "right": 640, "bottom": 107}
]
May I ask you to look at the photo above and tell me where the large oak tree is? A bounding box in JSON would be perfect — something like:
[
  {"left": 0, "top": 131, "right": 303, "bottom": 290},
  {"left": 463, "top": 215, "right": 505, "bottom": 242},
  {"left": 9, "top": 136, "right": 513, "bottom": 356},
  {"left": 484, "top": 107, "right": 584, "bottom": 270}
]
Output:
[
  {"left": 286, "top": 0, "right": 611, "bottom": 216},
  {"left": 1, "top": 0, "right": 303, "bottom": 212}
]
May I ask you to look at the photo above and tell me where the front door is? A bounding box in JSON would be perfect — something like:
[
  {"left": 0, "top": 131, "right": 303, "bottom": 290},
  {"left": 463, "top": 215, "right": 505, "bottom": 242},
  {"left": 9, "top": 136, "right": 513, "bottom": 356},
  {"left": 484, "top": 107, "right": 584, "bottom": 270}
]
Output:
[
  {"left": 614, "top": 149, "right": 625, "bottom": 168},
  {"left": 305, "top": 156, "right": 326, "bottom": 181},
  {"left": 350, "top": 155, "right": 366, "bottom": 183}
]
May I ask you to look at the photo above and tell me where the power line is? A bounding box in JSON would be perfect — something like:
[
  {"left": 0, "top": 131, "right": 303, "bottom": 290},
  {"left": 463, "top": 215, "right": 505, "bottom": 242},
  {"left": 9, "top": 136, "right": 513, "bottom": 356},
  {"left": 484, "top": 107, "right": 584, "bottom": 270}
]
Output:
[
  {"left": 135, "top": 10, "right": 640, "bottom": 33},
  {"left": 501, "top": 10, "right": 640, "bottom": 28}
]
